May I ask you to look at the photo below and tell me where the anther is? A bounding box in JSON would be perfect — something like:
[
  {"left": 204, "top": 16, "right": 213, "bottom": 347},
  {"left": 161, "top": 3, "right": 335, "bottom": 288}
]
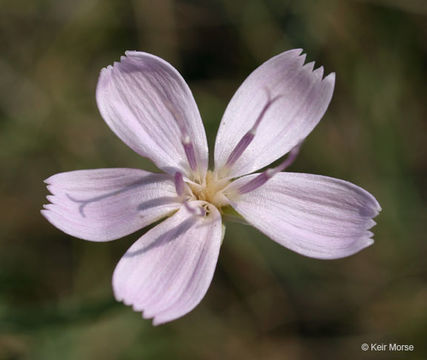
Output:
[
  {"left": 184, "top": 201, "right": 206, "bottom": 217},
  {"left": 164, "top": 100, "right": 198, "bottom": 172},
  {"left": 182, "top": 137, "right": 198, "bottom": 172},
  {"left": 174, "top": 172, "right": 186, "bottom": 197},
  {"left": 174, "top": 171, "right": 205, "bottom": 217},
  {"left": 238, "top": 142, "right": 302, "bottom": 194},
  {"left": 225, "top": 88, "right": 282, "bottom": 167}
]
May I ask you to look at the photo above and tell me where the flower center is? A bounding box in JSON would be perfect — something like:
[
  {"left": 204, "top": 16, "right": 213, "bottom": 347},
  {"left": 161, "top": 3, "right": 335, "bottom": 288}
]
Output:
[
  {"left": 172, "top": 89, "right": 300, "bottom": 214},
  {"left": 187, "top": 170, "right": 230, "bottom": 210}
]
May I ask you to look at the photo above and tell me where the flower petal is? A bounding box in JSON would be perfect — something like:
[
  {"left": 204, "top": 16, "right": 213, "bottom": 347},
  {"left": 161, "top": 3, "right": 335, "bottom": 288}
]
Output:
[
  {"left": 96, "top": 51, "right": 208, "bottom": 178},
  {"left": 226, "top": 173, "right": 381, "bottom": 259},
  {"left": 113, "top": 201, "right": 222, "bottom": 325},
  {"left": 41, "top": 168, "right": 180, "bottom": 241},
  {"left": 214, "top": 49, "right": 335, "bottom": 178}
]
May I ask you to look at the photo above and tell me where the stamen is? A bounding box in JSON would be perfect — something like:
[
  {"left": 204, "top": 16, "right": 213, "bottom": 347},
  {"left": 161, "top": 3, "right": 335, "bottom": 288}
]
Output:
[
  {"left": 238, "top": 142, "right": 301, "bottom": 194},
  {"left": 182, "top": 136, "right": 198, "bottom": 172},
  {"left": 174, "top": 172, "right": 186, "bottom": 197},
  {"left": 174, "top": 171, "right": 205, "bottom": 216},
  {"left": 225, "top": 132, "right": 255, "bottom": 168},
  {"left": 164, "top": 101, "right": 198, "bottom": 172},
  {"left": 225, "top": 89, "right": 282, "bottom": 167},
  {"left": 184, "top": 201, "right": 206, "bottom": 217}
]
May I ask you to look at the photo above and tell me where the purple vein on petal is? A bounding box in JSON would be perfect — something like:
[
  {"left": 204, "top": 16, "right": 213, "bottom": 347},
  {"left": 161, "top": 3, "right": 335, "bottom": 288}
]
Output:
[
  {"left": 238, "top": 142, "right": 302, "bottom": 194},
  {"left": 225, "top": 88, "right": 282, "bottom": 168},
  {"left": 174, "top": 172, "right": 186, "bottom": 197},
  {"left": 182, "top": 137, "right": 198, "bottom": 173},
  {"left": 59, "top": 175, "right": 168, "bottom": 218},
  {"left": 164, "top": 100, "right": 198, "bottom": 172}
]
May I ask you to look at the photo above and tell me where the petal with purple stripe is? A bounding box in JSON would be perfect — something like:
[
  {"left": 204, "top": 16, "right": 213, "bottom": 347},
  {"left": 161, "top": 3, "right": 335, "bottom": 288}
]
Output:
[
  {"left": 225, "top": 172, "right": 381, "bottom": 259},
  {"left": 113, "top": 201, "right": 222, "bottom": 325},
  {"left": 96, "top": 51, "right": 208, "bottom": 179},
  {"left": 214, "top": 49, "right": 335, "bottom": 178},
  {"left": 42, "top": 168, "right": 180, "bottom": 241}
]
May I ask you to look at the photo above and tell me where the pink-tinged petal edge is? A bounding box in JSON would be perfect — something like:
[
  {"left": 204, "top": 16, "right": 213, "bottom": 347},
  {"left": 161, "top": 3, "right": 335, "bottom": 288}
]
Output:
[
  {"left": 41, "top": 168, "right": 180, "bottom": 242},
  {"left": 214, "top": 48, "right": 335, "bottom": 178},
  {"left": 225, "top": 172, "right": 381, "bottom": 259},
  {"left": 96, "top": 51, "right": 208, "bottom": 179},
  {"left": 113, "top": 201, "right": 222, "bottom": 325}
]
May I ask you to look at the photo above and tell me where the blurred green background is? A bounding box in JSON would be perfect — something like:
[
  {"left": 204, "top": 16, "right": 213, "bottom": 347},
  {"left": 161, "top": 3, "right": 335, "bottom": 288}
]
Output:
[{"left": 0, "top": 0, "right": 426, "bottom": 359}]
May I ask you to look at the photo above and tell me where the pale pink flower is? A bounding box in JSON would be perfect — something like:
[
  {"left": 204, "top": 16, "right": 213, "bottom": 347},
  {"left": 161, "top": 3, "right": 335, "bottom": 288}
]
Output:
[{"left": 42, "top": 49, "right": 381, "bottom": 325}]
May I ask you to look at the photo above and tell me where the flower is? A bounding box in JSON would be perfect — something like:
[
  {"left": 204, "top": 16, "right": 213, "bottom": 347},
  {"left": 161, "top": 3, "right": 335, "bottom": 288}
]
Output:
[{"left": 42, "top": 49, "right": 381, "bottom": 325}]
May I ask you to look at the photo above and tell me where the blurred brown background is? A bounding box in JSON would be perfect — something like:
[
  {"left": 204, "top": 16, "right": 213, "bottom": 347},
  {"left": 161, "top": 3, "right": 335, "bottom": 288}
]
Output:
[{"left": 0, "top": 0, "right": 426, "bottom": 359}]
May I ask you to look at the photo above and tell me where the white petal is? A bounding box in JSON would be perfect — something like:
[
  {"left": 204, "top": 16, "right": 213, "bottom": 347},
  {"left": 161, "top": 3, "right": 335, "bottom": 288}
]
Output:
[
  {"left": 226, "top": 173, "right": 381, "bottom": 259},
  {"left": 214, "top": 49, "right": 335, "bottom": 178},
  {"left": 42, "top": 168, "right": 180, "bottom": 241},
  {"left": 113, "top": 202, "right": 222, "bottom": 325},
  {"left": 96, "top": 51, "right": 208, "bottom": 178}
]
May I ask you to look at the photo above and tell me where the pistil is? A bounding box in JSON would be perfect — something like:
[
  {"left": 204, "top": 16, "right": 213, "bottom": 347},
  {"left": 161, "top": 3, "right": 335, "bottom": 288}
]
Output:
[
  {"left": 174, "top": 170, "right": 230, "bottom": 212},
  {"left": 174, "top": 171, "right": 205, "bottom": 216}
]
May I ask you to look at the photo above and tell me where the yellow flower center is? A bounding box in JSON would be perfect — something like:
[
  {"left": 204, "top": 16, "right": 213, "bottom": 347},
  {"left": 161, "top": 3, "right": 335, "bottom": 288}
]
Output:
[{"left": 188, "top": 170, "right": 231, "bottom": 210}]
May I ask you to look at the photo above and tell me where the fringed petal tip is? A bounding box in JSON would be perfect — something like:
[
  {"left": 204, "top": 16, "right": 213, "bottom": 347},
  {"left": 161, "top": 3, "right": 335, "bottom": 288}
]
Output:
[
  {"left": 374, "top": 198, "right": 382, "bottom": 213},
  {"left": 99, "top": 51, "right": 149, "bottom": 73},
  {"left": 111, "top": 301, "right": 196, "bottom": 327},
  {"left": 295, "top": 48, "right": 337, "bottom": 82},
  {"left": 276, "top": 48, "right": 336, "bottom": 83},
  {"left": 113, "top": 296, "right": 168, "bottom": 325},
  {"left": 40, "top": 208, "right": 50, "bottom": 220},
  {"left": 119, "top": 302, "right": 173, "bottom": 326},
  {"left": 293, "top": 48, "right": 336, "bottom": 82},
  {"left": 214, "top": 49, "right": 336, "bottom": 178},
  {"left": 43, "top": 174, "right": 56, "bottom": 185}
]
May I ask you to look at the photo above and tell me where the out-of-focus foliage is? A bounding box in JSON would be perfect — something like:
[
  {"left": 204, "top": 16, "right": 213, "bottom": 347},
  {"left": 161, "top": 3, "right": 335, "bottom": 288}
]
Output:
[{"left": 0, "top": 0, "right": 426, "bottom": 359}]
